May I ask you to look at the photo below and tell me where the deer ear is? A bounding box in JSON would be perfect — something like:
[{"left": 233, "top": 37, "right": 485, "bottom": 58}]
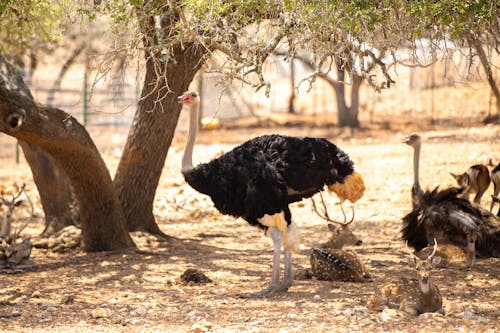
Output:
[{"left": 431, "top": 256, "right": 441, "bottom": 266}]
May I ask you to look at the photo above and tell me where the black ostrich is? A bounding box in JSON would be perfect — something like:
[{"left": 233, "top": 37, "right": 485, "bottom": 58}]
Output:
[
  {"left": 401, "top": 133, "right": 500, "bottom": 257},
  {"left": 177, "top": 91, "right": 365, "bottom": 297}
]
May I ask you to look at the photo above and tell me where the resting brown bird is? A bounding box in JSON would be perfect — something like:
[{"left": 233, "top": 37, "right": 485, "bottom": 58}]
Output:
[{"left": 401, "top": 133, "right": 500, "bottom": 258}]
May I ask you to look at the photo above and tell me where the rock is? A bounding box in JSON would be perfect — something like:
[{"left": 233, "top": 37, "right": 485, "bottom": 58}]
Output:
[
  {"left": 455, "top": 310, "right": 487, "bottom": 322},
  {"left": 60, "top": 294, "right": 75, "bottom": 304},
  {"left": 0, "top": 311, "right": 21, "bottom": 318},
  {"left": 187, "top": 310, "right": 203, "bottom": 318},
  {"left": 40, "top": 303, "right": 55, "bottom": 310},
  {"left": 189, "top": 321, "right": 212, "bottom": 333},
  {"left": 91, "top": 307, "right": 112, "bottom": 319},
  {"left": 181, "top": 268, "right": 212, "bottom": 284},
  {"left": 419, "top": 312, "right": 444, "bottom": 319},
  {"left": 209, "top": 288, "right": 226, "bottom": 296},
  {"left": 190, "top": 323, "right": 206, "bottom": 333}
]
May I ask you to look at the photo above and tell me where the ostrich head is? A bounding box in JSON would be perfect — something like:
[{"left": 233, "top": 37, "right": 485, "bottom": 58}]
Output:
[
  {"left": 177, "top": 91, "right": 199, "bottom": 106},
  {"left": 402, "top": 133, "right": 421, "bottom": 147}
]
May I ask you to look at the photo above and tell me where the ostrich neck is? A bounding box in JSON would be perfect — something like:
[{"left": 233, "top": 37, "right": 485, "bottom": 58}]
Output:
[
  {"left": 413, "top": 144, "right": 421, "bottom": 190},
  {"left": 181, "top": 103, "right": 199, "bottom": 172}
]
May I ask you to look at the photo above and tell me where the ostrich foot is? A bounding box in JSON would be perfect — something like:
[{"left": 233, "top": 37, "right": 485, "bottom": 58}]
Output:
[
  {"left": 237, "top": 284, "right": 279, "bottom": 298},
  {"left": 237, "top": 278, "right": 293, "bottom": 298}
]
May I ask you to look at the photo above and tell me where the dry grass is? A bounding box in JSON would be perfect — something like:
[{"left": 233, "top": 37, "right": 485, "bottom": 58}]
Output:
[{"left": 0, "top": 117, "right": 499, "bottom": 332}]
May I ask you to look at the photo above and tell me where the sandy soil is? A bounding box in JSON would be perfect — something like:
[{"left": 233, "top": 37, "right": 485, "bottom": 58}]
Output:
[{"left": 0, "top": 121, "right": 499, "bottom": 332}]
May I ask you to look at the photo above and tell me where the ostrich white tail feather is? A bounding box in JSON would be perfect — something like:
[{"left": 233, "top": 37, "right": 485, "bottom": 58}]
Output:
[
  {"left": 448, "top": 211, "right": 477, "bottom": 230},
  {"left": 283, "top": 222, "right": 300, "bottom": 252}
]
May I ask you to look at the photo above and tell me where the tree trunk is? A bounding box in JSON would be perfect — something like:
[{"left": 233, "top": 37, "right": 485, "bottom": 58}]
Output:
[
  {"left": 113, "top": 12, "right": 207, "bottom": 235},
  {"left": 333, "top": 57, "right": 350, "bottom": 127},
  {"left": 349, "top": 74, "right": 363, "bottom": 128},
  {"left": 333, "top": 59, "right": 361, "bottom": 128},
  {"left": 0, "top": 87, "right": 135, "bottom": 251},
  {"left": 0, "top": 53, "right": 80, "bottom": 237},
  {"left": 288, "top": 59, "right": 296, "bottom": 114},
  {"left": 467, "top": 35, "right": 500, "bottom": 114},
  {"left": 19, "top": 142, "right": 80, "bottom": 236}
]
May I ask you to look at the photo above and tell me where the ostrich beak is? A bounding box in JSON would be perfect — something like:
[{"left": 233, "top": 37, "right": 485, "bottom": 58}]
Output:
[
  {"left": 177, "top": 94, "right": 191, "bottom": 103},
  {"left": 402, "top": 135, "right": 412, "bottom": 144}
]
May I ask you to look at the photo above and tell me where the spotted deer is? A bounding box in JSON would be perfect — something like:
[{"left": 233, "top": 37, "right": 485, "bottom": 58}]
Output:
[
  {"left": 310, "top": 205, "right": 371, "bottom": 283},
  {"left": 450, "top": 164, "right": 490, "bottom": 204},
  {"left": 490, "top": 163, "right": 500, "bottom": 214},
  {"left": 0, "top": 183, "right": 34, "bottom": 267},
  {"left": 415, "top": 229, "right": 477, "bottom": 268},
  {"left": 0, "top": 183, "right": 33, "bottom": 238},
  {"left": 367, "top": 241, "right": 442, "bottom": 316}
]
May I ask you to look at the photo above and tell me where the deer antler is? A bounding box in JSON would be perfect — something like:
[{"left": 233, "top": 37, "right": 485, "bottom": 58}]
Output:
[
  {"left": 337, "top": 205, "right": 355, "bottom": 226},
  {"left": 427, "top": 238, "right": 438, "bottom": 261},
  {"left": 405, "top": 241, "right": 417, "bottom": 257},
  {"left": 311, "top": 192, "right": 355, "bottom": 225}
]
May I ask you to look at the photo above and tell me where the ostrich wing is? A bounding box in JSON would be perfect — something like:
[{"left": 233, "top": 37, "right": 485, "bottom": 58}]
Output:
[
  {"left": 448, "top": 210, "right": 477, "bottom": 231},
  {"left": 246, "top": 135, "right": 354, "bottom": 201},
  {"left": 183, "top": 145, "right": 288, "bottom": 219}
]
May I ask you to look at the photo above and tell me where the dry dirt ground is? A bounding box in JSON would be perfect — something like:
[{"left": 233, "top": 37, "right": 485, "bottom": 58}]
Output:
[{"left": 0, "top": 120, "right": 499, "bottom": 333}]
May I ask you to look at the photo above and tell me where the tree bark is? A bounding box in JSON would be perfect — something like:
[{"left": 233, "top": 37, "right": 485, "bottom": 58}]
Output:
[
  {"left": 334, "top": 56, "right": 360, "bottom": 128},
  {"left": 288, "top": 59, "right": 296, "bottom": 114},
  {"left": 0, "top": 53, "right": 80, "bottom": 236},
  {"left": 333, "top": 55, "right": 352, "bottom": 127},
  {"left": 0, "top": 87, "right": 135, "bottom": 251},
  {"left": 349, "top": 74, "right": 363, "bottom": 128},
  {"left": 467, "top": 35, "right": 500, "bottom": 114},
  {"left": 113, "top": 10, "right": 208, "bottom": 235},
  {"left": 19, "top": 141, "right": 80, "bottom": 236}
]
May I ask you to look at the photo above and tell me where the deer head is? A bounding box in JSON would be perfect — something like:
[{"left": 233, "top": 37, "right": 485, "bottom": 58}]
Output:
[
  {"left": 408, "top": 240, "right": 441, "bottom": 293},
  {"left": 0, "top": 183, "right": 34, "bottom": 239},
  {"left": 313, "top": 201, "right": 361, "bottom": 249},
  {"left": 450, "top": 172, "right": 470, "bottom": 188}
]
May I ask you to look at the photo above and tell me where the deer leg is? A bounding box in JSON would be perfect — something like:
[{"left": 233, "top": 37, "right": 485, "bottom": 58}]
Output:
[
  {"left": 401, "top": 303, "right": 419, "bottom": 316},
  {"left": 474, "top": 189, "right": 485, "bottom": 204},
  {"left": 490, "top": 184, "right": 499, "bottom": 211}
]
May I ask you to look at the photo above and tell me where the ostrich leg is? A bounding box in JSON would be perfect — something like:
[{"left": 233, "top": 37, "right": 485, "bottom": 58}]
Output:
[
  {"left": 240, "top": 228, "right": 283, "bottom": 298},
  {"left": 277, "top": 249, "right": 293, "bottom": 292}
]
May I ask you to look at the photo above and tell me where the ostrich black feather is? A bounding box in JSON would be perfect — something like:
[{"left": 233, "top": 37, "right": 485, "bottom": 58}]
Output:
[{"left": 183, "top": 134, "right": 355, "bottom": 229}]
